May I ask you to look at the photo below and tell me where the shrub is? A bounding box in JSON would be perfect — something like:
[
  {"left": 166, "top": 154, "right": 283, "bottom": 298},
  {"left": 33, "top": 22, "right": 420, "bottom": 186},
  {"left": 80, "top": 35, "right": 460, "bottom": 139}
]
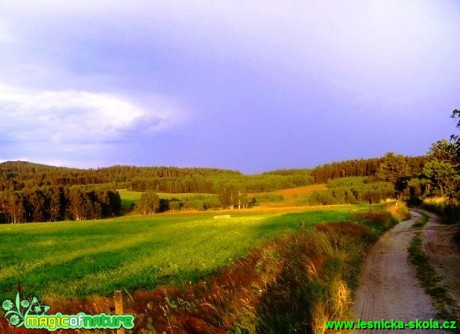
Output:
[{"left": 136, "top": 191, "right": 160, "bottom": 214}]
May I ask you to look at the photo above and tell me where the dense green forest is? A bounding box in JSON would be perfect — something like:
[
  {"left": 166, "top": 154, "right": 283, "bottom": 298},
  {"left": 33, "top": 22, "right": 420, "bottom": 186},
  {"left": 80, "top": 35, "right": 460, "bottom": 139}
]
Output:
[
  {"left": 311, "top": 155, "right": 429, "bottom": 183},
  {"left": 307, "top": 177, "right": 395, "bottom": 205},
  {"left": 0, "top": 162, "right": 313, "bottom": 193},
  {"left": 0, "top": 187, "right": 121, "bottom": 224}
]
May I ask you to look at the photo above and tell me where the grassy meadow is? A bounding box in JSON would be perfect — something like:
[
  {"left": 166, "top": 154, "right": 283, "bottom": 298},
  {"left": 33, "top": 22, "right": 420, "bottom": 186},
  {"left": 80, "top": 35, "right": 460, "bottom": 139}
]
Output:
[
  {"left": 0, "top": 186, "right": 406, "bottom": 333},
  {"left": 0, "top": 205, "right": 359, "bottom": 302},
  {"left": 119, "top": 184, "right": 328, "bottom": 212},
  {"left": 250, "top": 184, "right": 328, "bottom": 207}
]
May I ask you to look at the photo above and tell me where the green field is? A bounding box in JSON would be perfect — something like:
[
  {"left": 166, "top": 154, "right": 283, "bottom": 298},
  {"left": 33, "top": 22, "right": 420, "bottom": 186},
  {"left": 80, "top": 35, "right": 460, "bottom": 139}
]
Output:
[
  {"left": 117, "top": 189, "right": 215, "bottom": 211},
  {"left": 0, "top": 206, "right": 360, "bottom": 301},
  {"left": 117, "top": 189, "right": 143, "bottom": 210}
]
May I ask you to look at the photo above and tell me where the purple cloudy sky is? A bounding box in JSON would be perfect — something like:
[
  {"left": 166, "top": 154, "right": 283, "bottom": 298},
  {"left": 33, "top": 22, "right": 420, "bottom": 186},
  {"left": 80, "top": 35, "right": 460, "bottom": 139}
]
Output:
[{"left": 0, "top": 1, "right": 459, "bottom": 173}]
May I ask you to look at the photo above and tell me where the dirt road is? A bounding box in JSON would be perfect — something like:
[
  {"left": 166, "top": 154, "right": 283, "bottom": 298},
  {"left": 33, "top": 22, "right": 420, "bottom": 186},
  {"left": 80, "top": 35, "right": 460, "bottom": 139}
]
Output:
[{"left": 352, "top": 211, "right": 452, "bottom": 333}]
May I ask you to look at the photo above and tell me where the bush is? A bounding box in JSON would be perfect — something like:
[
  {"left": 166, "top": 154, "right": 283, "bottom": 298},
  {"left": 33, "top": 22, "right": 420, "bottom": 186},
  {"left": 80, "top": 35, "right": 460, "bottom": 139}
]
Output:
[{"left": 136, "top": 191, "right": 160, "bottom": 214}]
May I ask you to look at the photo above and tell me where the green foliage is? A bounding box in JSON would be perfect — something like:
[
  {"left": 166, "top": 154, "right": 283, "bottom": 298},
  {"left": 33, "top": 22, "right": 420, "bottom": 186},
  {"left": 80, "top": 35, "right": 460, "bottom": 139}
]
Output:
[
  {"left": 0, "top": 187, "right": 121, "bottom": 223},
  {"left": 217, "top": 185, "right": 250, "bottom": 209},
  {"left": 136, "top": 191, "right": 160, "bottom": 215},
  {"left": 312, "top": 158, "right": 382, "bottom": 183},
  {"left": 376, "top": 152, "right": 410, "bottom": 184},
  {"left": 326, "top": 176, "right": 369, "bottom": 187},
  {"left": 422, "top": 202, "right": 460, "bottom": 225},
  {"left": 428, "top": 139, "right": 458, "bottom": 164},
  {"left": 0, "top": 161, "right": 314, "bottom": 195},
  {"left": 252, "top": 194, "right": 284, "bottom": 204},
  {"left": 422, "top": 160, "right": 456, "bottom": 197},
  {"left": 311, "top": 156, "right": 428, "bottom": 184},
  {"left": 119, "top": 190, "right": 224, "bottom": 212},
  {"left": 372, "top": 152, "right": 433, "bottom": 200},
  {"left": 308, "top": 177, "right": 395, "bottom": 205}
]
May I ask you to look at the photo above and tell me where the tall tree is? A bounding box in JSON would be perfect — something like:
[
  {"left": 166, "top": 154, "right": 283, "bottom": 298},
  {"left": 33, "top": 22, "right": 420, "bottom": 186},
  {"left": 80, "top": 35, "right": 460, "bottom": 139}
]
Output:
[
  {"left": 428, "top": 139, "right": 458, "bottom": 164},
  {"left": 422, "top": 160, "right": 456, "bottom": 197},
  {"left": 376, "top": 153, "right": 413, "bottom": 200},
  {"left": 451, "top": 109, "right": 460, "bottom": 161},
  {"left": 376, "top": 153, "right": 410, "bottom": 184}
]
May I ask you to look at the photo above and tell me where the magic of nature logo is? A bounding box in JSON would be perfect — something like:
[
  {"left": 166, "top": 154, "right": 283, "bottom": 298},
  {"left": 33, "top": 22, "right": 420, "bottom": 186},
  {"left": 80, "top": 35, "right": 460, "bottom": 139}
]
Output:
[{"left": 1, "top": 293, "right": 134, "bottom": 331}]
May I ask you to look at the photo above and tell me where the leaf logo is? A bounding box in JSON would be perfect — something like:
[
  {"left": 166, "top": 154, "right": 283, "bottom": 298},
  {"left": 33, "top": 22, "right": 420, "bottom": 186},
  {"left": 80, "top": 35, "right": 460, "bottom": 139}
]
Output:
[{"left": 1, "top": 293, "right": 50, "bottom": 327}]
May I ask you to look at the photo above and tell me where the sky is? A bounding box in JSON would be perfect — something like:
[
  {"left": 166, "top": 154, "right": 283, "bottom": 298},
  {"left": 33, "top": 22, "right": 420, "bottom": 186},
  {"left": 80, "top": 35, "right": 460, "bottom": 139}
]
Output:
[{"left": 0, "top": 1, "right": 459, "bottom": 173}]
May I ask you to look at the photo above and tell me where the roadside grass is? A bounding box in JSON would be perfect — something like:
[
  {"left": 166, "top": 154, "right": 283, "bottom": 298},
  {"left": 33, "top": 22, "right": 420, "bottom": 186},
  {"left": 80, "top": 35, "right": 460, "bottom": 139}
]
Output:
[
  {"left": 412, "top": 210, "right": 429, "bottom": 228},
  {"left": 384, "top": 201, "right": 411, "bottom": 221},
  {"left": 0, "top": 207, "right": 357, "bottom": 303},
  {"left": 408, "top": 215, "right": 460, "bottom": 332}
]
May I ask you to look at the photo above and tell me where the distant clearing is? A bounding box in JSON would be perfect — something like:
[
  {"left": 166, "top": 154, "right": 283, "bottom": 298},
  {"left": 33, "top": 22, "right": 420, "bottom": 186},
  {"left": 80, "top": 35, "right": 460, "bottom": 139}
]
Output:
[
  {"left": 117, "top": 189, "right": 143, "bottom": 210},
  {"left": 255, "top": 184, "right": 328, "bottom": 196},
  {"left": 250, "top": 184, "right": 328, "bottom": 206},
  {"left": 119, "top": 185, "right": 328, "bottom": 212},
  {"left": 118, "top": 189, "right": 213, "bottom": 211}
]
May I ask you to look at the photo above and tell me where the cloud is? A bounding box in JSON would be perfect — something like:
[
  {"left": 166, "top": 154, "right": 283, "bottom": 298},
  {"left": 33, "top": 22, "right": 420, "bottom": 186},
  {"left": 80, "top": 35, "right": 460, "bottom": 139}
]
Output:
[
  {"left": 0, "top": 1, "right": 458, "bottom": 170},
  {"left": 0, "top": 83, "right": 185, "bottom": 146},
  {"left": 0, "top": 19, "right": 12, "bottom": 43}
]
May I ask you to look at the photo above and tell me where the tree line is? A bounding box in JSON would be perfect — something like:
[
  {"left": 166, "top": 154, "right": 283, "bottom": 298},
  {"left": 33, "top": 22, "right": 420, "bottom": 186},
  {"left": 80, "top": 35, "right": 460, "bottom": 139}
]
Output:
[
  {"left": 308, "top": 177, "right": 395, "bottom": 205},
  {"left": 135, "top": 192, "right": 223, "bottom": 214},
  {"left": 0, "top": 162, "right": 313, "bottom": 194},
  {"left": 311, "top": 155, "right": 428, "bottom": 184},
  {"left": 0, "top": 187, "right": 121, "bottom": 223},
  {"left": 129, "top": 173, "right": 313, "bottom": 194}
]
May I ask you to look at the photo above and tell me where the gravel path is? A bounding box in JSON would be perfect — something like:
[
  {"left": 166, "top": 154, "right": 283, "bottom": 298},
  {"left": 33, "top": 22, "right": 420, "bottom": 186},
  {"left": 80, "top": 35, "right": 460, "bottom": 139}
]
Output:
[{"left": 352, "top": 211, "right": 450, "bottom": 333}]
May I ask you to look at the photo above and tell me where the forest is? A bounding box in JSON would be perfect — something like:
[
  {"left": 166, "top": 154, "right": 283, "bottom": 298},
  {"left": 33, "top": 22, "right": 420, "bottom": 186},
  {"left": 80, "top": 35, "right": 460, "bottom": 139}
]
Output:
[{"left": 0, "top": 187, "right": 121, "bottom": 224}]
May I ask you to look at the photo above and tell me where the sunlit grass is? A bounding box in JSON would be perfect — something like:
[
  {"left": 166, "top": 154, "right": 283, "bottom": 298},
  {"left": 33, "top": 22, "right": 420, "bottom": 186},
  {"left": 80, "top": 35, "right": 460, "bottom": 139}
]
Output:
[
  {"left": 117, "top": 189, "right": 143, "bottom": 210},
  {"left": 0, "top": 206, "right": 361, "bottom": 301}
]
